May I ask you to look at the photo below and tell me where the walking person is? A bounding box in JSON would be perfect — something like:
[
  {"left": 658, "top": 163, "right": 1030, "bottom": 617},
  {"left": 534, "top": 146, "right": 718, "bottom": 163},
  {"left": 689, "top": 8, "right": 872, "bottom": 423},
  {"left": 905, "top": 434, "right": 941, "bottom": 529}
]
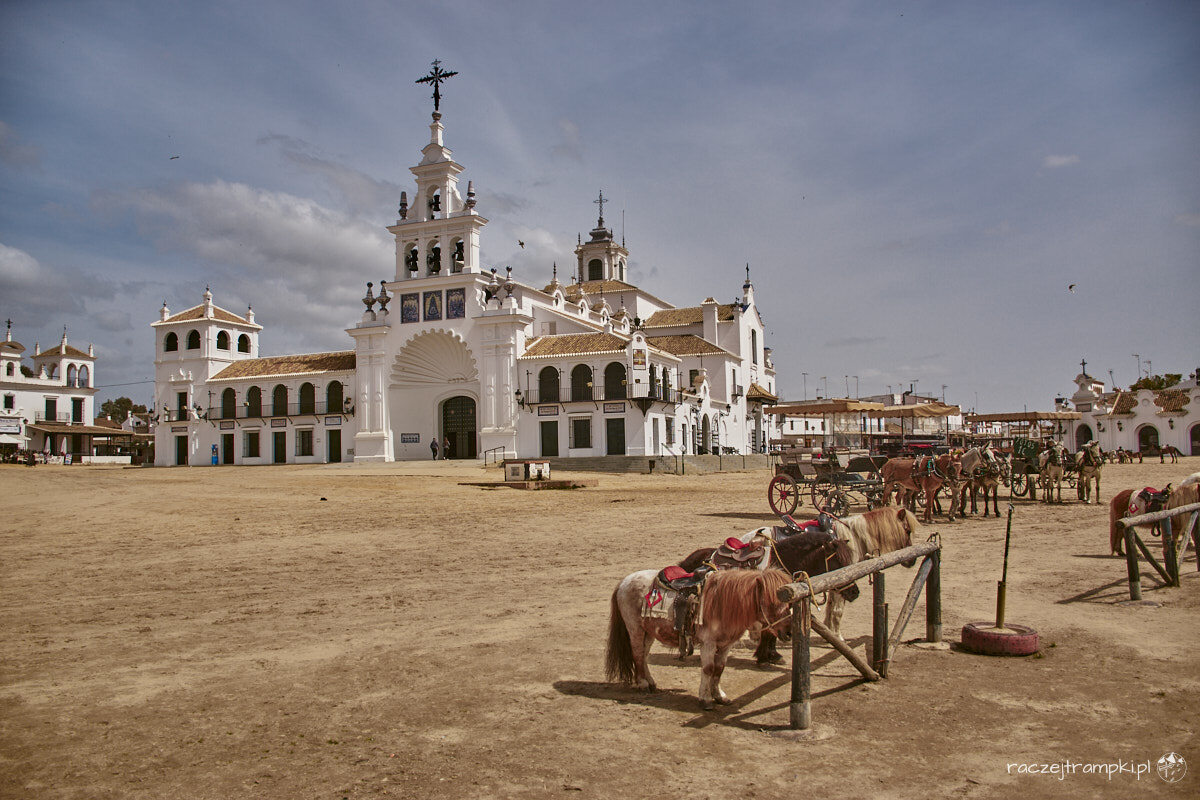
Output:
[
  {"left": 430, "top": 437, "right": 439, "bottom": 460},
  {"left": 441, "top": 437, "right": 450, "bottom": 460}
]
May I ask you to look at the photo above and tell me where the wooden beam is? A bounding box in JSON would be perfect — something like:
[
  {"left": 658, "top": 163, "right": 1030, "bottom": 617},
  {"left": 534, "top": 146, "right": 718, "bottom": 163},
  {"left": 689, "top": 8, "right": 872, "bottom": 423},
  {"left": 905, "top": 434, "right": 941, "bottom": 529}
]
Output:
[
  {"left": 888, "top": 555, "right": 935, "bottom": 656},
  {"left": 809, "top": 617, "right": 880, "bottom": 682},
  {"left": 1119, "top": 502, "right": 1200, "bottom": 528},
  {"left": 778, "top": 541, "right": 941, "bottom": 603}
]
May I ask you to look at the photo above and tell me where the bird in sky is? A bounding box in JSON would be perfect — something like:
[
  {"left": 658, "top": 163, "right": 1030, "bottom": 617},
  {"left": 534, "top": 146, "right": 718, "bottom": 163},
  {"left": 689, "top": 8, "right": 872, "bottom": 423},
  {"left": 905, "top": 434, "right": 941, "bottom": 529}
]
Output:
[
  {"left": 518, "top": 240, "right": 525, "bottom": 249},
  {"left": 1068, "top": 284, "right": 1076, "bottom": 293},
  {"left": 169, "top": 155, "right": 180, "bottom": 160}
]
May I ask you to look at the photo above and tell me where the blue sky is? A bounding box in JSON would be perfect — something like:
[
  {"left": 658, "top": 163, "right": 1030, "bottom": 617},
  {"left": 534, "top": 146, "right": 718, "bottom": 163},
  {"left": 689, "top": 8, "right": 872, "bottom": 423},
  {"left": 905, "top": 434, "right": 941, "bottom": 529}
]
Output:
[{"left": 2, "top": 0, "right": 1197, "bottom": 413}]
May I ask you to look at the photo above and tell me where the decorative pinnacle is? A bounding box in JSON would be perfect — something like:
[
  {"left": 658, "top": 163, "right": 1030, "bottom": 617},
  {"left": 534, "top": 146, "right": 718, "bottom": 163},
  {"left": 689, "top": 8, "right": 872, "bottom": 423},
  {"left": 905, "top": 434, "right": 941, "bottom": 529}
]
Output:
[
  {"left": 415, "top": 59, "right": 458, "bottom": 113},
  {"left": 594, "top": 189, "right": 606, "bottom": 227}
]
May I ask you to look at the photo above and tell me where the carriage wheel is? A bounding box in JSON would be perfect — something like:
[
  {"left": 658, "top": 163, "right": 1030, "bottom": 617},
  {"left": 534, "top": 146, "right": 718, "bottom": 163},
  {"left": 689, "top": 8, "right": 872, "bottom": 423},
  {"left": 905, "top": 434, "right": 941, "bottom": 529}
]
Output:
[
  {"left": 822, "top": 490, "right": 850, "bottom": 517},
  {"left": 1010, "top": 472, "right": 1029, "bottom": 497},
  {"left": 768, "top": 474, "right": 800, "bottom": 516},
  {"left": 1065, "top": 473, "right": 1077, "bottom": 489},
  {"left": 810, "top": 479, "right": 833, "bottom": 511}
]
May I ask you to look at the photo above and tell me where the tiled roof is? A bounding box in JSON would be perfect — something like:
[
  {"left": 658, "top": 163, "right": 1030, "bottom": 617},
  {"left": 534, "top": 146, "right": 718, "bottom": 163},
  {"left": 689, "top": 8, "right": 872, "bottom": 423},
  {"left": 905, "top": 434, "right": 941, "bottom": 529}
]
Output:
[
  {"left": 645, "top": 335, "right": 732, "bottom": 358},
  {"left": 0, "top": 339, "right": 25, "bottom": 353},
  {"left": 1108, "top": 392, "right": 1136, "bottom": 415},
  {"left": 644, "top": 303, "right": 738, "bottom": 328},
  {"left": 746, "top": 382, "right": 778, "bottom": 402},
  {"left": 161, "top": 304, "right": 256, "bottom": 326},
  {"left": 563, "top": 279, "right": 639, "bottom": 303},
  {"left": 1155, "top": 389, "right": 1191, "bottom": 413},
  {"left": 92, "top": 418, "right": 123, "bottom": 429},
  {"left": 211, "top": 351, "right": 355, "bottom": 379},
  {"left": 521, "top": 332, "right": 629, "bottom": 358},
  {"left": 33, "top": 343, "right": 93, "bottom": 360}
]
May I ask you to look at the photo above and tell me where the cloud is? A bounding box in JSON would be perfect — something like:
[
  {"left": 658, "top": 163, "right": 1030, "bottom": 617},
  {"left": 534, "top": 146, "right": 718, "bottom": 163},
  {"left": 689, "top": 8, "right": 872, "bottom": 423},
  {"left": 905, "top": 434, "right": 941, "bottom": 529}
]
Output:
[
  {"left": 823, "top": 336, "right": 885, "bottom": 348},
  {"left": 0, "top": 242, "right": 43, "bottom": 285},
  {"left": 92, "top": 309, "right": 133, "bottom": 332},
  {"left": 1042, "top": 154, "right": 1080, "bottom": 168},
  {"left": 0, "top": 242, "right": 115, "bottom": 320},
  {"left": 258, "top": 134, "right": 401, "bottom": 217},
  {"left": 1173, "top": 212, "right": 1200, "bottom": 228},
  {"left": 551, "top": 118, "right": 583, "bottom": 162},
  {"left": 0, "top": 121, "right": 41, "bottom": 168}
]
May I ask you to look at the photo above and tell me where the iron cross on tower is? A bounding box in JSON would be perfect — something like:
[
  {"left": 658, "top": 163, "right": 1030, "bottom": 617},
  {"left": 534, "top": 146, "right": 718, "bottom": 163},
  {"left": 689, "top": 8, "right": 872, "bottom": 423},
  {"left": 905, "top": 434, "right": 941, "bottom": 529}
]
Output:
[
  {"left": 1080, "top": 357, "right": 1087, "bottom": 375},
  {"left": 594, "top": 190, "right": 606, "bottom": 226},
  {"left": 416, "top": 59, "right": 458, "bottom": 113}
]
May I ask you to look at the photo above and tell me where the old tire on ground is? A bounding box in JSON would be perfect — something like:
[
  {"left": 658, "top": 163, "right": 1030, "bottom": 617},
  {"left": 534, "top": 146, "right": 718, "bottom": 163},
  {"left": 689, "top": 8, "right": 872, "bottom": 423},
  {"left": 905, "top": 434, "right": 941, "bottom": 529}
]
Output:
[
  {"left": 768, "top": 474, "right": 800, "bottom": 516},
  {"left": 960, "top": 621, "right": 1040, "bottom": 656}
]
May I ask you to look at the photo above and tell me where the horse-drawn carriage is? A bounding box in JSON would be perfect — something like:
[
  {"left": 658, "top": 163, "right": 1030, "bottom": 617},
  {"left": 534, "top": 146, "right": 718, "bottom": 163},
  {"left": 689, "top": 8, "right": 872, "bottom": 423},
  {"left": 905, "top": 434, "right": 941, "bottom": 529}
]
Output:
[
  {"left": 767, "top": 450, "right": 888, "bottom": 516},
  {"left": 1007, "top": 437, "right": 1041, "bottom": 497}
]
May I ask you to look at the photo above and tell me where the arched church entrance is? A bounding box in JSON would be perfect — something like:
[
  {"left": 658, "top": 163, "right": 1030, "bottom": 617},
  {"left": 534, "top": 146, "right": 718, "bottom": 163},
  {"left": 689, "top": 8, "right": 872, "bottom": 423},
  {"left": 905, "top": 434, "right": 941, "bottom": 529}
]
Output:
[
  {"left": 1075, "top": 424, "right": 1093, "bottom": 449},
  {"left": 1190, "top": 423, "right": 1200, "bottom": 456},
  {"left": 700, "top": 414, "right": 711, "bottom": 454},
  {"left": 1137, "top": 424, "right": 1159, "bottom": 453},
  {"left": 441, "top": 396, "right": 477, "bottom": 459}
]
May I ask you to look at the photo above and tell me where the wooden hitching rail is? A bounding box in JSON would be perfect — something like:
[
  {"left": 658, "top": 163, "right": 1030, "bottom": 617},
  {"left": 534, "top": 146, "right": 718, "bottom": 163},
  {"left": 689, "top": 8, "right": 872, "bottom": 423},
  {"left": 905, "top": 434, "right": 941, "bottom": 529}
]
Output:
[
  {"left": 778, "top": 539, "right": 942, "bottom": 730},
  {"left": 1118, "top": 501, "right": 1200, "bottom": 601}
]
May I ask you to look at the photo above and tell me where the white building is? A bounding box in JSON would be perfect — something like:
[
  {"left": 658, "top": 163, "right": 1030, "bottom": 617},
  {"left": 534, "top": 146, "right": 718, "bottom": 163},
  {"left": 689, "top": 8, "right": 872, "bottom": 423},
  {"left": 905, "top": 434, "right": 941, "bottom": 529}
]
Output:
[
  {"left": 152, "top": 100, "right": 782, "bottom": 466},
  {"left": 1, "top": 321, "right": 100, "bottom": 458},
  {"left": 1068, "top": 367, "right": 1200, "bottom": 455}
]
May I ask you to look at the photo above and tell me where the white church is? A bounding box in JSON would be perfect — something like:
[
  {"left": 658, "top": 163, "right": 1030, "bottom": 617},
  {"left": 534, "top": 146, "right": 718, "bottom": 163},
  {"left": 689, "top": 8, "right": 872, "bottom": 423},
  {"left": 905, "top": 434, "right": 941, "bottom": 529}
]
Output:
[{"left": 152, "top": 72, "right": 781, "bottom": 466}]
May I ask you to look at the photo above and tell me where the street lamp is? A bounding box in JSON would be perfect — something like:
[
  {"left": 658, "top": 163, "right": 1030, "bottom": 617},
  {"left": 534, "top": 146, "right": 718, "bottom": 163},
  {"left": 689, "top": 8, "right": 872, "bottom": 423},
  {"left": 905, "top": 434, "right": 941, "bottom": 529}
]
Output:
[{"left": 802, "top": 372, "right": 808, "bottom": 401}]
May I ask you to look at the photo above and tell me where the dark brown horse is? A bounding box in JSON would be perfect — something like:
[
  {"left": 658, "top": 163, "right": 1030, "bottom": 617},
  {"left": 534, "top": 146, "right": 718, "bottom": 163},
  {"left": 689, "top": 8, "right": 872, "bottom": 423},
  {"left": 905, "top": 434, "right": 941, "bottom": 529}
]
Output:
[
  {"left": 881, "top": 454, "right": 961, "bottom": 522},
  {"left": 678, "top": 528, "right": 859, "bottom": 665}
]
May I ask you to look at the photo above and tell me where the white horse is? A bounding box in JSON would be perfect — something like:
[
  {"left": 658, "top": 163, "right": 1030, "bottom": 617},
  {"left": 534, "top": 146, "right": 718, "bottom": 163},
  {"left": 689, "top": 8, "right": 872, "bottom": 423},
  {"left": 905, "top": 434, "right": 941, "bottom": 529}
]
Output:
[
  {"left": 958, "top": 444, "right": 1003, "bottom": 517},
  {"left": 1076, "top": 440, "right": 1104, "bottom": 504},
  {"left": 605, "top": 568, "right": 792, "bottom": 709},
  {"left": 1038, "top": 441, "right": 1068, "bottom": 503},
  {"left": 822, "top": 507, "right": 921, "bottom": 638}
]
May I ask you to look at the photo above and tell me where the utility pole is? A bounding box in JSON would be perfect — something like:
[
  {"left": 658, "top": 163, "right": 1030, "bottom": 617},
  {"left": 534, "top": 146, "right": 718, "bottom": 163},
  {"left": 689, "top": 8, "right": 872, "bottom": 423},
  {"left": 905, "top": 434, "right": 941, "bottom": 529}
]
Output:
[
  {"left": 844, "top": 375, "right": 849, "bottom": 398},
  {"left": 942, "top": 384, "right": 947, "bottom": 403},
  {"left": 802, "top": 372, "right": 807, "bottom": 401},
  {"left": 1132, "top": 353, "right": 1141, "bottom": 381},
  {"left": 853, "top": 375, "right": 859, "bottom": 399}
]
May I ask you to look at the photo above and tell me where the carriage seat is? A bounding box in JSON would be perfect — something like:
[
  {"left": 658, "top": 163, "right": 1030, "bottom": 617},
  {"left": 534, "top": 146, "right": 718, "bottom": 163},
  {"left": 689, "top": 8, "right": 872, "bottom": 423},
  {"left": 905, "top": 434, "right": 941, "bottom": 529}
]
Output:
[
  {"left": 779, "top": 513, "right": 834, "bottom": 538},
  {"left": 656, "top": 564, "right": 713, "bottom": 592}
]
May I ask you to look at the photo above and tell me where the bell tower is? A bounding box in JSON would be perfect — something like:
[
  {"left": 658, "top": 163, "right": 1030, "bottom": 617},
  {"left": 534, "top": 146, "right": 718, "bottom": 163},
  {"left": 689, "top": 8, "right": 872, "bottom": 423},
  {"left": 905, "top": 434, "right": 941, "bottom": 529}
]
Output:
[
  {"left": 574, "top": 190, "right": 629, "bottom": 283},
  {"left": 388, "top": 61, "right": 487, "bottom": 281}
]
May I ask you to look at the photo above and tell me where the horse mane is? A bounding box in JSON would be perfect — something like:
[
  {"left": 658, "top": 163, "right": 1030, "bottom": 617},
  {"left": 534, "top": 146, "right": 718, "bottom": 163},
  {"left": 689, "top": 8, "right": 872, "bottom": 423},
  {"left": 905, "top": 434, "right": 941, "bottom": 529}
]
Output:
[
  {"left": 1167, "top": 482, "right": 1199, "bottom": 511},
  {"left": 844, "top": 507, "right": 918, "bottom": 559},
  {"left": 701, "top": 569, "right": 789, "bottom": 631},
  {"left": 773, "top": 532, "right": 834, "bottom": 577}
]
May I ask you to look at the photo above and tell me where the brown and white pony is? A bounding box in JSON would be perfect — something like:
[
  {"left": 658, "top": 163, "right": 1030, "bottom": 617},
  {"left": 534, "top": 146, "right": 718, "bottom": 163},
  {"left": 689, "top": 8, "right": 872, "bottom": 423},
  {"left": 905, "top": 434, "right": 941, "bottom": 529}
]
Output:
[
  {"left": 1164, "top": 483, "right": 1200, "bottom": 554},
  {"left": 881, "top": 454, "right": 961, "bottom": 522},
  {"left": 1160, "top": 445, "right": 1182, "bottom": 464},
  {"left": 1038, "top": 441, "right": 1068, "bottom": 503},
  {"left": 958, "top": 444, "right": 1003, "bottom": 517},
  {"left": 1108, "top": 485, "right": 1172, "bottom": 555},
  {"left": 606, "top": 568, "right": 792, "bottom": 709},
  {"left": 1075, "top": 440, "right": 1104, "bottom": 504},
  {"left": 823, "top": 507, "right": 920, "bottom": 638}
]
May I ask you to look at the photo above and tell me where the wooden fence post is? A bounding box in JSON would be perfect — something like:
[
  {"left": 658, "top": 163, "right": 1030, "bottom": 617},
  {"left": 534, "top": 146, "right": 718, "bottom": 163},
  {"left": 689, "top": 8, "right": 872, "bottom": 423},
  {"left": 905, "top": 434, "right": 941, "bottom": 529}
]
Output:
[
  {"left": 790, "top": 600, "right": 811, "bottom": 730},
  {"left": 1125, "top": 527, "right": 1141, "bottom": 601},
  {"left": 926, "top": 548, "right": 942, "bottom": 643},
  {"left": 1163, "top": 516, "right": 1179, "bottom": 587},
  {"left": 872, "top": 571, "right": 888, "bottom": 677}
]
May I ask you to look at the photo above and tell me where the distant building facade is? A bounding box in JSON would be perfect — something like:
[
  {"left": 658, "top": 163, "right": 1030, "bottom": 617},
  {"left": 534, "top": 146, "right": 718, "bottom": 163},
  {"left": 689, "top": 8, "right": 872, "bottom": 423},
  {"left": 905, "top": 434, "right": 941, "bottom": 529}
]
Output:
[
  {"left": 1068, "top": 368, "right": 1200, "bottom": 455},
  {"left": 151, "top": 104, "right": 784, "bottom": 465}
]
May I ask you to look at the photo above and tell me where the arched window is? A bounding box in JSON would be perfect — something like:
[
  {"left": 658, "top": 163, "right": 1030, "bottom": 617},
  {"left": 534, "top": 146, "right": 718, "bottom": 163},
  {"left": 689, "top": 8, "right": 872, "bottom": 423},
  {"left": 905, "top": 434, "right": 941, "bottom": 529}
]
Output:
[
  {"left": 186, "top": 330, "right": 201, "bottom": 350},
  {"left": 751, "top": 329, "right": 758, "bottom": 365},
  {"left": 298, "top": 382, "right": 315, "bottom": 414},
  {"left": 604, "top": 362, "right": 627, "bottom": 400},
  {"left": 649, "top": 365, "right": 659, "bottom": 398},
  {"left": 164, "top": 332, "right": 178, "bottom": 352},
  {"left": 538, "top": 367, "right": 560, "bottom": 403},
  {"left": 237, "top": 334, "right": 251, "bottom": 353},
  {"left": 246, "top": 386, "right": 262, "bottom": 417},
  {"left": 5, "top": 363, "right": 13, "bottom": 376},
  {"left": 427, "top": 241, "right": 441, "bottom": 274},
  {"left": 571, "top": 364, "right": 593, "bottom": 402},
  {"left": 78, "top": 365, "right": 89, "bottom": 388},
  {"left": 221, "top": 388, "right": 236, "bottom": 419},
  {"left": 216, "top": 331, "right": 230, "bottom": 350},
  {"left": 588, "top": 259, "right": 603, "bottom": 281},
  {"left": 405, "top": 243, "right": 419, "bottom": 272},
  {"left": 272, "top": 385, "right": 288, "bottom": 416},
  {"left": 67, "top": 364, "right": 77, "bottom": 387},
  {"left": 451, "top": 238, "right": 465, "bottom": 272},
  {"left": 326, "top": 381, "right": 343, "bottom": 413}
]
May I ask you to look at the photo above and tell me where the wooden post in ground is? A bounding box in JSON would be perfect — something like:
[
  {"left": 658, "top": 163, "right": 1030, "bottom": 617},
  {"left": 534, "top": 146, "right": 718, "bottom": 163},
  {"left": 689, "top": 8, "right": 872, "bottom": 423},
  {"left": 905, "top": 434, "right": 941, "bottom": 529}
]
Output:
[
  {"left": 1163, "top": 516, "right": 1179, "bottom": 586},
  {"left": 789, "top": 600, "right": 811, "bottom": 730},
  {"left": 1125, "top": 527, "right": 1141, "bottom": 601},
  {"left": 926, "top": 548, "right": 942, "bottom": 643},
  {"left": 887, "top": 556, "right": 935, "bottom": 655},
  {"left": 872, "top": 572, "right": 888, "bottom": 677}
]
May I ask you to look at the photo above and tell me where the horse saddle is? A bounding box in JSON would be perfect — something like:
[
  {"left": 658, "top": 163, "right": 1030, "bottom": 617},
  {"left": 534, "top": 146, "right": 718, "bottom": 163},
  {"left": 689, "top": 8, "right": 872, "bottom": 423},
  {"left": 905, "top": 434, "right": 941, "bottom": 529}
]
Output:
[
  {"left": 912, "top": 456, "right": 940, "bottom": 479},
  {"left": 655, "top": 564, "right": 714, "bottom": 593},
  {"left": 1130, "top": 485, "right": 1172, "bottom": 523},
  {"left": 710, "top": 537, "right": 766, "bottom": 568},
  {"left": 778, "top": 513, "right": 833, "bottom": 538}
]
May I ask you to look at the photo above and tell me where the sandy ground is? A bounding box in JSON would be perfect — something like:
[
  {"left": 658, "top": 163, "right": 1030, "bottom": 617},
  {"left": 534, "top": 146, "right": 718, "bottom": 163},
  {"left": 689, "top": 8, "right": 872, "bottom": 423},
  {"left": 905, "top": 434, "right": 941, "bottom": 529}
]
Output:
[{"left": 1, "top": 457, "right": 1198, "bottom": 799}]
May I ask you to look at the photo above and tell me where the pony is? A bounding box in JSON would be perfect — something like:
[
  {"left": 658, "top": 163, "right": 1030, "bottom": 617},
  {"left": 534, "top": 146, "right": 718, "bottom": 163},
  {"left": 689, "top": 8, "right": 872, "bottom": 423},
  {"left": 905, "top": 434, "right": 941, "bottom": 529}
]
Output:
[
  {"left": 958, "top": 444, "right": 1003, "bottom": 517},
  {"left": 678, "top": 527, "right": 860, "bottom": 665},
  {"left": 1038, "top": 441, "right": 1068, "bottom": 503},
  {"left": 1164, "top": 483, "right": 1200, "bottom": 552},
  {"left": 1108, "top": 485, "right": 1172, "bottom": 556},
  {"left": 605, "top": 568, "right": 792, "bottom": 709},
  {"left": 1181, "top": 472, "right": 1200, "bottom": 488},
  {"left": 1160, "top": 445, "right": 1182, "bottom": 464},
  {"left": 1075, "top": 440, "right": 1104, "bottom": 504},
  {"left": 881, "top": 454, "right": 960, "bottom": 522},
  {"left": 823, "top": 507, "right": 921, "bottom": 638}
]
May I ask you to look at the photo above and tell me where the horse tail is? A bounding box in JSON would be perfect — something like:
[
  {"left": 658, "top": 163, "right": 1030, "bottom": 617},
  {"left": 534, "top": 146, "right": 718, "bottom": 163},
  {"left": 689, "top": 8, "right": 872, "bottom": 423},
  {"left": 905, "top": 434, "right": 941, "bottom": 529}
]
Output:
[{"left": 605, "top": 587, "right": 636, "bottom": 684}]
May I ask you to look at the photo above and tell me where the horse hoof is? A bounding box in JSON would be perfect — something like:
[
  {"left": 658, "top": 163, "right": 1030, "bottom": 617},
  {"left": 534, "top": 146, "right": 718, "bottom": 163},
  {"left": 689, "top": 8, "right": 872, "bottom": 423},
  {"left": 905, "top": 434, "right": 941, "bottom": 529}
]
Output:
[
  {"left": 757, "top": 652, "right": 785, "bottom": 666},
  {"left": 700, "top": 700, "right": 715, "bottom": 711}
]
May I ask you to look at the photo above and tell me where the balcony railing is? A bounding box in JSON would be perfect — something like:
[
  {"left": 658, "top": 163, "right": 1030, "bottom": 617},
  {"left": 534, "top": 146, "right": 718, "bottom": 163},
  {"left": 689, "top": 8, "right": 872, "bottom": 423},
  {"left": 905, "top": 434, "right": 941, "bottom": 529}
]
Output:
[
  {"left": 34, "top": 412, "right": 73, "bottom": 423},
  {"left": 207, "top": 400, "right": 348, "bottom": 420},
  {"left": 522, "top": 386, "right": 682, "bottom": 405}
]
